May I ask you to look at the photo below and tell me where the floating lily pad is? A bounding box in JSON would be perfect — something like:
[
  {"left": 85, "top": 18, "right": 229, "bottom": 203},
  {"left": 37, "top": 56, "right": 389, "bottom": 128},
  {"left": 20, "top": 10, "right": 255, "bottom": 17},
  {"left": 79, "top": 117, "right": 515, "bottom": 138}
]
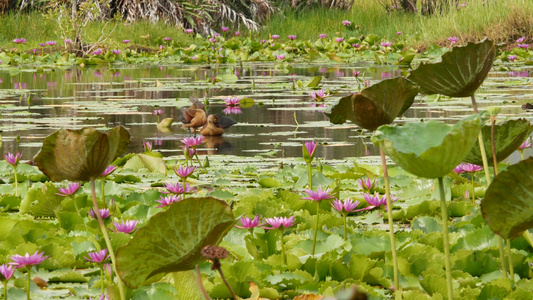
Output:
[
  {"left": 372, "top": 113, "right": 486, "bottom": 178},
  {"left": 326, "top": 77, "right": 419, "bottom": 130},
  {"left": 34, "top": 126, "right": 131, "bottom": 181},
  {"left": 408, "top": 39, "right": 495, "bottom": 97},
  {"left": 115, "top": 197, "right": 235, "bottom": 289},
  {"left": 464, "top": 118, "right": 533, "bottom": 165},
  {"left": 481, "top": 158, "right": 533, "bottom": 239}
]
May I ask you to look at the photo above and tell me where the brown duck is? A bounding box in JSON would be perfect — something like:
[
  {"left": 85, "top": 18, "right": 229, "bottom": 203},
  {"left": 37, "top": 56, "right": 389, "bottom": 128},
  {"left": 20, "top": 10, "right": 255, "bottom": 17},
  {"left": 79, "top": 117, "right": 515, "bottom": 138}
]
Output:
[
  {"left": 179, "top": 97, "right": 207, "bottom": 132},
  {"left": 200, "top": 114, "right": 237, "bottom": 136}
]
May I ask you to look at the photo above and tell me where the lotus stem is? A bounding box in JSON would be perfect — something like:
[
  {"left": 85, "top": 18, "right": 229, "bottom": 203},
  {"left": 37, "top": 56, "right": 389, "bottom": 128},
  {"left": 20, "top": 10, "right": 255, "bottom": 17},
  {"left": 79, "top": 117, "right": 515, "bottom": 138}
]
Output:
[
  {"left": 214, "top": 264, "right": 237, "bottom": 300},
  {"left": 279, "top": 228, "right": 287, "bottom": 265},
  {"left": 182, "top": 177, "right": 187, "bottom": 201},
  {"left": 4, "top": 280, "right": 7, "bottom": 300},
  {"left": 438, "top": 177, "right": 453, "bottom": 300},
  {"left": 194, "top": 153, "right": 202, "bottom": 167},
  {"left": 307, "top": 163, "right": 313, "bottom": 189},
  {"left": 312, "top": 201, "right": 320, "bottom": 256},
  {"left": 471, "top": 95, "right": 492, "bottom": 185},
  {"left": 490, "top": 117, "right": 509, "bottom": 279},
  {"left": 13, "top": 167, "right": 18, "bottom": 197},
  {"left": 380, "top": 149, "right": 401, "bottom": 298},
  {"left": 90, "top": 179, "right": 125, "bottom": 300},
  {"left": 520, "top": 150, "right": 525, "bottom": 161},
  {"left": 26, "top": 267, "right": 30, "bottom": 300},
  {"left": 507, "top": 239, "right": 514, "bottom": 282},
  {"left": 195, "top": 265, "right": 211, "bottom": 300},
  {"left": 470, "top": 175, "right": 475, "bottom": 204},
  {"left": 498, "top": 238, "right": 509, "bottom": 279},
  {"left": 100, "top": 266, "right": 105, "bottom": 295},
  {"left": 101, "top": 178, "right": 106, "bottom": 209},
  {"left": 343, "top": 213, "right": 347, "bottom": 242}
]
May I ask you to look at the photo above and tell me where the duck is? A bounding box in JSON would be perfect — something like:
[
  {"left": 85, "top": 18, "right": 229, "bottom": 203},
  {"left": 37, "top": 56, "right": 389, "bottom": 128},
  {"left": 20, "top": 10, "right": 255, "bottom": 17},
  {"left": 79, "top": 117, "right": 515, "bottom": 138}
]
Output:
[
  {"left": 200, "top": 114, "right": 237, "bottom": 136},
  {"left": 179, "top": 97, "right": 207, "bottom": 132}
]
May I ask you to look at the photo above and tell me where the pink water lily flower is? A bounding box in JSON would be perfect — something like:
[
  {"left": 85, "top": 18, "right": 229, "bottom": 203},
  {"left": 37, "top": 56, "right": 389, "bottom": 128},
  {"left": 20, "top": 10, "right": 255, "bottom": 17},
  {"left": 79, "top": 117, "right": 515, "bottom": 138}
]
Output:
[
  {"left": 319, "top": 34, "right": 327, "bottom": 39},
  {"left": 263, "top": 216, "right": 295, "bottom": 229},
  {"left": 156, "top": 195, "right": 182, "bottom": 208},
  {"left": 185, "top": 28, "right": 194, "bottom": 33},
  {"left": 221, "top": 27, "right": 229, "bottom": 32},
  {"left": 309, "top": 89, "right": 328, "bottom": 100},
  {"left": 143, "top": 141, "right": 152, "bottom": 152},
  {"left": 455, "top": 162, "right": 482, "bottom": 173},
  {"left": 181, "top": 136, "right": 204, "bottom": 148},
  {"left": 332, "top": 199, "right": 361, "bottom": 213},
  {"left": 272, "top": 35, "right": 280, "bottom": 40},
  {"left": 235, "top": 215, "right": 262, "bottom": 229},
  {"left": 173, "top": 165, "right": 196, "bottom": 178},
  {"left": 0, "top": 264, "right": 15, "bottom": 281},
  {"left": 122, "top": 40, "right": 130, "bottom": 44},
  {"left": 508, "top": 55, "right": 517, "bottom": 61},
  {"left": 303, "top": 187, "right": 335, "bottom": 201},
  {"left": 101, "top": 165, "right": 118, "bottom": 177},
  {"left": 362, "top": 192, "right": 398, "bottom": 210},
  {"left": 93, "top": 49, "right": 103, "bottom": 55},
  {"left": 13, "top": 38, "right": 26, "bottom": 44},
  {"left": 46, "top": 41, "right": 56, "bottom": 46},
  {"left": 288, "top": 35, "right": 297, "bottom": 40},
  {"left": 358, "top": 178, "right": 375, "bottom": 192},
  {"left": 4, "top": 151, "right": 22, "bottom": 167},
  {"left": 517, "top": 36, "right": 526, "bottom": 43},
  {"left": 113, "top": 220, "right": 138, "bottom": 234},
  {"left": 276, "top": 54, "right": 285, "bottom": 60},
  {"left": 224, "top": 96, "right": 240, "bottom": 106},
  {"left": 518, "top": 44, "right": 530, "bottom": 49},
  {"left": 112, "top": 50, "right": 121, "bottom": 55},
  {"left": 381, "top": 41, "right": 391, "bottom": 47},
  {"left": 342, "top": 20, "right": 351, "bottom": 26},
  {"left": 153, "top": 109, "right": 163, "bottom": 116},
  {"left": 163, "top": 37, "right": 171, "bottom": 41},
  {"left": 336, "top": 37, "right": 344, "bottom": 43},
  {"left": 163, "top": 182, "right": 196, "bottom": 194},
  {"left": 520, "top": 139, "right": 532, "bottom": 149},
  {"left": 10, "top": 251, "right": 48, "bottom": 268},
  {"left": 89, "top": 208, "right": 111, "bottom": 219},
  {"left": 84, "top": 249, "right": 109, "bottom": 264},
  {"left": 448, "top": 37, "right": 459, "bottom": 45},
  {"left": 56, "top": 182, "right": 80, "bottom": 197},
  {"left": 304, "top": 140, "right": 317, "bottom": 158},
  {"left": 223, "top": 106, "right": 243, "bottom": 115}
]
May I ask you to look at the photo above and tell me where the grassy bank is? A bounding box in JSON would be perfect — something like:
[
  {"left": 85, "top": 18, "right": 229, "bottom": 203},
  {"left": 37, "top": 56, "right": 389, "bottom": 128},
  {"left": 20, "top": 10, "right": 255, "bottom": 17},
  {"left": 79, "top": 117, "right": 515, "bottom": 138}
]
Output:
[{"left": 0, "top": 0, "right": 532, "bottom": 50}]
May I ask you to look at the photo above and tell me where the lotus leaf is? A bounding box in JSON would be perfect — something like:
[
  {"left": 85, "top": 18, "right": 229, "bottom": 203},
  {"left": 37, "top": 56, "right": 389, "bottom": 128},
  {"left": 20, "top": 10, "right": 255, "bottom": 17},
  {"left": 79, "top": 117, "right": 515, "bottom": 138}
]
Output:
[
  {"left": 408, "top": 39, "right": 495, "bottom": 97},
  {"left": 34, "top": 126, "right": 130, "bottom": 181},
  {"left": 115, "top": 197, "right": 235, "bottom": 289},
  {"left": 372, "top": 113, "right": 486, "bottom": 178},
  {"left": 481, "top": 158, "right": 533, "bottom": 239},
  {"left": 326, "top": 77, "right": 419, "bottom": 131},
  {"left": 464, "top": 118, "right": 533, "bottom": 165}
]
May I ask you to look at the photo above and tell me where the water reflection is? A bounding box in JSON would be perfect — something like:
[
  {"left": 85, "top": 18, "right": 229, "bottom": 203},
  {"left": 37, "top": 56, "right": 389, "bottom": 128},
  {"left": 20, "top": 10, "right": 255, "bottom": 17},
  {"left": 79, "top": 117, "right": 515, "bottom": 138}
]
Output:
[{"left": 0, "top": 63, "right": 531, "bottom": 161}]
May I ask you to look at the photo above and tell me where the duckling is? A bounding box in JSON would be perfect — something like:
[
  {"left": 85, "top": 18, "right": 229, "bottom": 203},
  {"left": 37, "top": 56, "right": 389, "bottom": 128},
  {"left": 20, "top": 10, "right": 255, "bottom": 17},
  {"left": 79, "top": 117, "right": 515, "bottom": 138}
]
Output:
[{"left": 201, "top": 114, "right": 237, "bottom": 136}]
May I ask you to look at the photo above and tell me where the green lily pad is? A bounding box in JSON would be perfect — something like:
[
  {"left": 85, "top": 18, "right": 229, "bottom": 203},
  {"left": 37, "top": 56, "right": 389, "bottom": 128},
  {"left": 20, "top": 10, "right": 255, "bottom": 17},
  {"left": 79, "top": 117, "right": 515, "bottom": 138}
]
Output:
[
  {"left": 34, "top": 127, "right": 131, "bottom": 181},
  {"left": 19, "top": 182, "right": 62, "bottom": 217},
  {"left": 372, "top": 113, "right": 486, "bottom": 178},
  {"left": 464, "top": 119, "right": 533, "bottom": 165},
  {"left": 115, "top": 197, "right": 235, "bottom": 289},
  {"left": 481, "top": 158, "right": 533, "bottom": 239},
  {"left": 123, "top": 154, "right": 167, "bottom": 175},
  {"left": 326, "top": 77, "right": 419, "bottom": 131},
  {"left": 408, "top": 39, "right": 495, "bottom": 97}
]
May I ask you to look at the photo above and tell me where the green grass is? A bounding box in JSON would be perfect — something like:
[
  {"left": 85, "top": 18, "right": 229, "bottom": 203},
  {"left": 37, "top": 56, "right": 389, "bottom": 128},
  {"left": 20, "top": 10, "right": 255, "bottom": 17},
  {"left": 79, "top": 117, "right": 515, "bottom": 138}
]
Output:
[
  {"left": 260, "top": 0, "right": 533, "bottom": 48},
  {"left": 0, "top": 0, "right": 532, "bottom": 50}
]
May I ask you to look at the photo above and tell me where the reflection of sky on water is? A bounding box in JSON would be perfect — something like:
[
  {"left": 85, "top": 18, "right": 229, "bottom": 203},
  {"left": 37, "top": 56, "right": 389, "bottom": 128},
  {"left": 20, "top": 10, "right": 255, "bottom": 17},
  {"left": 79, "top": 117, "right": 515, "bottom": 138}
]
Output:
[{"left": 0, "top": 63, "right": 531, "bottom": 161}]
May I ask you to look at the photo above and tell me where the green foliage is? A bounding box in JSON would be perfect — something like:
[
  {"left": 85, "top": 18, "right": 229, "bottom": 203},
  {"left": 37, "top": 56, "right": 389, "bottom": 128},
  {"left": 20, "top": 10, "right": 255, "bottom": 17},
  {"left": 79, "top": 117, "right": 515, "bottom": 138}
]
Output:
[
  {"left": 372, "top": 113, "right": 486, "bottom": 178},
  {"left": 115, "top": 197, "right": 235, "bottom": 289},
  {"left": 464, "top": 119, "right": 533, "bottom": 165},
  {"left": 408, "top": 39, "right": 495, "bottom": 97},
  {"left": 34, "top": 126, "right": 131, "bottom": 181},
  {"left": 326, "top": 77, "right": 419, "bottom": 131},
  {"left": 482, "top": 157, "right": 533, "bottom": 239}
]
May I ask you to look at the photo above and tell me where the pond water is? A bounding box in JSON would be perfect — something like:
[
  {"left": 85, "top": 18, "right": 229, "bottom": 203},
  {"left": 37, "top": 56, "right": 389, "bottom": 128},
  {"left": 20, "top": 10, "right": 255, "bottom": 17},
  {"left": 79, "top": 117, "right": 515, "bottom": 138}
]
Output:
[{"left": 0, "top": 63, "right": 531, "bottom": 161}]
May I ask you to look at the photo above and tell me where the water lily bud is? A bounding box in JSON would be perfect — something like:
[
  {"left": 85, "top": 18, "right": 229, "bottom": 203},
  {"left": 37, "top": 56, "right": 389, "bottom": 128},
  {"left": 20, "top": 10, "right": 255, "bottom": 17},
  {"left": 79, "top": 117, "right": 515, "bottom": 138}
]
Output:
[{"left": 486, "top": 106, "right": 500, "bottom": 117}]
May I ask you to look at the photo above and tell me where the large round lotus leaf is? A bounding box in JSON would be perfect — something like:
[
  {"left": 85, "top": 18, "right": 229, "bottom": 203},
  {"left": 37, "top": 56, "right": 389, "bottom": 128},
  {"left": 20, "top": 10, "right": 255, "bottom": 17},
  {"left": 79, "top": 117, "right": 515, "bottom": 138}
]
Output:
[
  {"left": 481, "top": 158, "right": 533, "bottom": 239},
  {"left": 34, "top": 127, "right": 130, "bottom": 181},
  {"left": 326, "top": 77, "right": 419, "bottom": 131},
  {"left": 408, "top": 39, "right": 495, "bottom": 97},
  {"left": 115, "top": 197, "right": 235, "bottom": 289},
  {"left": 464, "top": 119, "right": 533, "bottom": 165},
  {"left": 372, "top": 113, "right": 486, "bottom": 178}
]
